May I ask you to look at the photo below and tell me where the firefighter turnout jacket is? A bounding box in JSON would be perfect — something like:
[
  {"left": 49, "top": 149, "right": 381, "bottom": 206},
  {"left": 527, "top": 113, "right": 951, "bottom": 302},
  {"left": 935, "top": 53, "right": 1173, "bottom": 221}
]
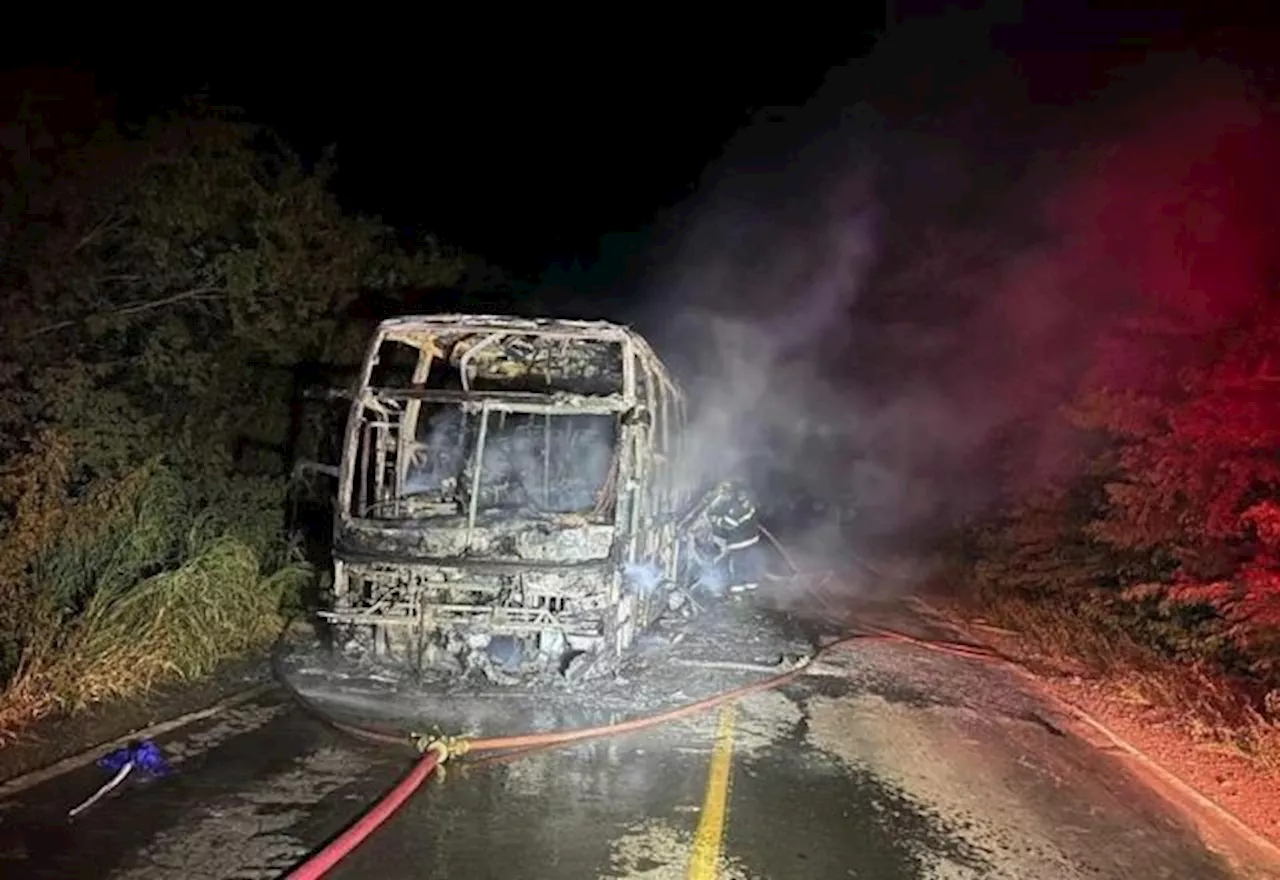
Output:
[{"left": 705, "top": 482, "right": 760, "bottom": 551}]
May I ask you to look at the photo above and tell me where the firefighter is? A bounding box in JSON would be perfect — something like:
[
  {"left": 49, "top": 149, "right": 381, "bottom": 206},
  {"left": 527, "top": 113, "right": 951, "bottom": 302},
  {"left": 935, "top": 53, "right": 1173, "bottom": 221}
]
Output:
[{"left": 699, "top": 480, "right": 762, "bottom": 592}]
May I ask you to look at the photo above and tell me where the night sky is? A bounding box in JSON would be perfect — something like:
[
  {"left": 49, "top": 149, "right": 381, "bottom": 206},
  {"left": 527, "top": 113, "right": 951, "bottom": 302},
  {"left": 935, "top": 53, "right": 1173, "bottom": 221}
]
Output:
[
  {"left": 7, "top": 28, "right": 877, "bottom": 278},
  {"left": 1, "top": 4, "right": 1243, "bottom": 289}
]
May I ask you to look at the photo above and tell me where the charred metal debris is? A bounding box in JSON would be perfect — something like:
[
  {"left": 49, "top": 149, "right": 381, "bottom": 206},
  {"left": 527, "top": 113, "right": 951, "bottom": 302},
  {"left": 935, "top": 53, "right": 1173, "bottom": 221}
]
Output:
[{"left": 307, "top": 315, "right": 762, "bottom": 686}]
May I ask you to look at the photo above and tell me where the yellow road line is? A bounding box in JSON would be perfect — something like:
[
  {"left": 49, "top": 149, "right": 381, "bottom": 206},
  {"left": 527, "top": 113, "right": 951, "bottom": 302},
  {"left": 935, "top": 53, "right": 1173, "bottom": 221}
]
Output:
[{"left": 687, "top": 704, "right": 738, "bottom": 880}]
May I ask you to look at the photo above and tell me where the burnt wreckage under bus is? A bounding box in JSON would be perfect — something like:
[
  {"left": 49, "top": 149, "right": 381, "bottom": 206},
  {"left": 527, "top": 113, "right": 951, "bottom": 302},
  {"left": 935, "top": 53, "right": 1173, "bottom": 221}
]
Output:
[{"left": 319, "top": 314, "right": 740, "bottom": 683}]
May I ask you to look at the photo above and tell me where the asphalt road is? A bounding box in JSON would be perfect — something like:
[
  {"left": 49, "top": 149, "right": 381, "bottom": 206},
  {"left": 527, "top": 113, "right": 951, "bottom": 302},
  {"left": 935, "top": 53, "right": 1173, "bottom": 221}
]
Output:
[{"left": 0, "top": 600, "right": 1262, "bottom": 879}]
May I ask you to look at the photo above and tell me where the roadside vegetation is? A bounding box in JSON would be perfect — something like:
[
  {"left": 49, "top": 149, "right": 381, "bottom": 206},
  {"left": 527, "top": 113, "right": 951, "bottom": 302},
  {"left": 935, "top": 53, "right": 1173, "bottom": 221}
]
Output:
[
  {"left": 946, "top": 270, "right": 1280, "bottom": 771},
  {"left": 0, "top": 72, "right": 463, "bottom": 742}
]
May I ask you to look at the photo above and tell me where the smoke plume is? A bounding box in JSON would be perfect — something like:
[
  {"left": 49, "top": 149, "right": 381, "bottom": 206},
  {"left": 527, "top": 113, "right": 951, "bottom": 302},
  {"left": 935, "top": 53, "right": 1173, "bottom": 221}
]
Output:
[{"left": 631, "top": 25, "right": 1274, "bottom": 590}]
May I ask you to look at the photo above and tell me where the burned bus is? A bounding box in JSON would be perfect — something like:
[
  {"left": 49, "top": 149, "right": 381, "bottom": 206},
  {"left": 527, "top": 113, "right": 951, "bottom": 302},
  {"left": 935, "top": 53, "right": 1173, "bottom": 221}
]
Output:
[{"left": 320, "top": 315, "right": 696, "bottom": 681}]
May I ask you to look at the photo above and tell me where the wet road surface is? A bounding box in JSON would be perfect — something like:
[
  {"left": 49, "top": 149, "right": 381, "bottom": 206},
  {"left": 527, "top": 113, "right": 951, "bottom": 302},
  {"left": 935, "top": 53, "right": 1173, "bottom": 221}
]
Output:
[{"left": 0, "top": 602, "right": 1264, "bottom": 879}]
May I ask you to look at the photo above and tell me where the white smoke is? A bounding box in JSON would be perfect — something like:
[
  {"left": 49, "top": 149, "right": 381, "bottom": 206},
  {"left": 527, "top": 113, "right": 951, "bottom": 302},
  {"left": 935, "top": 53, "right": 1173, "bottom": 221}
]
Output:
[{"left": 629, "top": 24, "right": 1267, "bottom": 590}]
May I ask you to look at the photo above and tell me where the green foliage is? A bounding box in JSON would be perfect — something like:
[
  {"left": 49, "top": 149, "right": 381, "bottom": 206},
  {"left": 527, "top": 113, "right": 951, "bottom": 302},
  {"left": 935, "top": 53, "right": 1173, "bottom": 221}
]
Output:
[
  {"left": 1, "top": 106, "right": 463, "bottom": 473},
  {"left": 0, "top": 83, "right": 464, "bottom": 732},
  {"left": 0, "top": 463, "right": 310, "bottom": 735},
  {"left": 64, "top": 535, "right": 309, "bottom": 702},
  {"left": 32, "top": 458, "right": 184, "bottom": 614}
]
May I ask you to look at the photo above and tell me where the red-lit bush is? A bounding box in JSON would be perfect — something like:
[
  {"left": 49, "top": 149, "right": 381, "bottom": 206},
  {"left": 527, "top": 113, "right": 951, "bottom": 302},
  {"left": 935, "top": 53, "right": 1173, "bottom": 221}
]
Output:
[
  {"left": 974, "top": 75, "right": 1280, "bottom": 679},
  {"left": 1073, "top": 305, "right": 1280, "bottom": 670}
]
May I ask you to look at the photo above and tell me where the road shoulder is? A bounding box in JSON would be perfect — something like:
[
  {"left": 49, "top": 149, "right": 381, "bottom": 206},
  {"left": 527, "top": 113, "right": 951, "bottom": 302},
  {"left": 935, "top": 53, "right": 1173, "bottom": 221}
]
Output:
[
  {"left": 0, "top": 652, "right": 273, "bottom": 791},
  {"left": 912, "top": 597, "right": 1280, "bottom": 879}
]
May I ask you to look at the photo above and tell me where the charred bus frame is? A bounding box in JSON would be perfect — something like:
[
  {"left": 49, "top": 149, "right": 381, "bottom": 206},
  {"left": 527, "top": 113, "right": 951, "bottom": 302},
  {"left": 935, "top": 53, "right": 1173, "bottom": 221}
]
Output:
[{"left": 321, "top": 315, "right": 691, "bottom": 679}]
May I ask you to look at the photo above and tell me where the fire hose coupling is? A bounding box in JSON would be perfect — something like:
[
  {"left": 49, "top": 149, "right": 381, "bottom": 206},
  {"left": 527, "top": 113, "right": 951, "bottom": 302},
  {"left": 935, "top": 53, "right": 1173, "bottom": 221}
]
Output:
[{"left": 411, "top": 732, "right": 472, "bottom": 761}]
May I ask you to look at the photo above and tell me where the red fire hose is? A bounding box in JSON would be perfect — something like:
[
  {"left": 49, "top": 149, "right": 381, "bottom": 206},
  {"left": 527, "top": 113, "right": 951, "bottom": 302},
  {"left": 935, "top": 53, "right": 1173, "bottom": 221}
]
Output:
[{"left": 285, "top": 748, "right": 442, "bottom": 880}]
